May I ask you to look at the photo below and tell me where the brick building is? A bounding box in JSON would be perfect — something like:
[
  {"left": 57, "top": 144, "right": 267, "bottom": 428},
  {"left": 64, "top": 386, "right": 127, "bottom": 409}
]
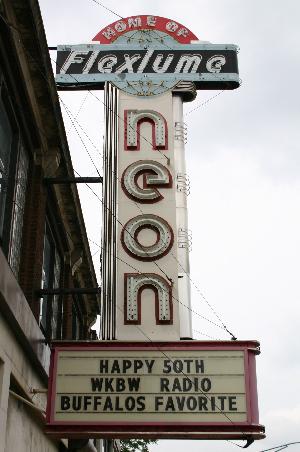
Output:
[{"left": 0, "top": 0, "right": 101, "bottom": 450}]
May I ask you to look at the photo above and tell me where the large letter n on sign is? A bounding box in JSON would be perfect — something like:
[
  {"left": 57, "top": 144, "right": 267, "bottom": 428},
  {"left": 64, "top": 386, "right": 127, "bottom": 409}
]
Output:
[
  {"left": 124, "top": 273, "right": 173, "bottom": 324},
  {"left": 125, "top": 110, "right": 168, "bottom": 150}
]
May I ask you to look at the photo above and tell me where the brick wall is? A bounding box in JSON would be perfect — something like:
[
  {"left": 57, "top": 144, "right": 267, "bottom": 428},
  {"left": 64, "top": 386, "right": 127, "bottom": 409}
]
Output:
[{"left": 18, "top": 163, "right": 46, "bottom": 321}]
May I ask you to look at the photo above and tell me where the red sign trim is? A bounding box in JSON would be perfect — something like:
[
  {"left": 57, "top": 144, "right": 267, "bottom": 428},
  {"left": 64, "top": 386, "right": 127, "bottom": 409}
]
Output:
[{"left": 92, "top": 16, "right": 198, "bottom": 44}]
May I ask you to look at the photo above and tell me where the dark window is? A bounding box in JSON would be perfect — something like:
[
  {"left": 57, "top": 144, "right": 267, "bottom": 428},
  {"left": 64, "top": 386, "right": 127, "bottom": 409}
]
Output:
[
  {"left": 0, "top": 91, "right": 13, "bottom": 238},
  {"left": 8, "top": 143, "right": 29, "bottom": 275},
  {"left": 40, "top": 221, "right": 63, "bottom": 339},
  {"left": 0, "top": 88, "right": 29, "bottom": 277},
  {"left": 72, "top": 297, "right": 83, "bottom": 340}
]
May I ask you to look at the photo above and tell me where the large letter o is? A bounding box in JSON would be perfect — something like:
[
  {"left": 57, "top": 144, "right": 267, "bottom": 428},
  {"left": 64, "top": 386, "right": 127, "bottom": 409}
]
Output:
[{"left": 121, "top": 214, "right": 174, "bottom": 261}]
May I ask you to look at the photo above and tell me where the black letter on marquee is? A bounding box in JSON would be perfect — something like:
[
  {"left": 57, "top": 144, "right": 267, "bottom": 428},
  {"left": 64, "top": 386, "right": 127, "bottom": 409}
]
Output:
[
  {"left": 137, "top": 396, "right": 146, "bottom": 411},
  {"left": 104, "top": 397, "right": 113, "bottom": 411},
  {"left": 83, "top": 396, "right": 92, "bottom": 410},
  {"left": 229, "top": 396, "right": 237, "bottom": 411},
  {"left": 115, "top": 396, "right": 124, "bottom": 411},
  {"left": 198, "top": 396, "right": 208, "bottom": 411},
  {"left": 175, "top": 396, "right": 185, "bottom": 411},
  {"left": 128, "top": 377, "right": 141, "bottom": 392},
  {"left": 99, "top": 360, "right": 109, "bottom": 373},
  {"left": 61, "top": 396, "right": 70, "bottom": 410},
  {"left": 183, "top": 359, "right": 193, "bottom": 373},
  {"left": 91, "top": 377, "right": 103, "bottom": 392},
  {"left": 72, "top": 396, "right": 82, "bottom": 411},
  {"left": 116, "top": 378, "right": 126, "bottom": 392},
  {"left": 160, "top": 378, "right": 170, "bottom": 392},
  {"left": 201, "top": 377, "right": 211, "bottom": 392},
  {"left": 123, "top": 360, "right": 132, "bottom": 373},
  {"left": 105, "top": 378, "right": 114, "bottom": 392},
  {"left": 165, "top": 396, "right": 175, "bottom": 411},
  {"left": 195, "top": 360, "right": 204, "bottom": 373},
  {"left": 163, "top": 360, "right": 171, "bottom": 374},
  {"left": 187, "top": 396, "right": 197, "bottom": 411},
  {"left": 217, "top": 396, "right": 226, "bottom": 411},
  {"left": 125, "top": 396, "right": 136, "bottom": 411},
  {"left": 155, "top": 396, "right": 164, "bottom": 411},
  {"left": 93, "top": 396, "right": 102, "bottom": 410}
]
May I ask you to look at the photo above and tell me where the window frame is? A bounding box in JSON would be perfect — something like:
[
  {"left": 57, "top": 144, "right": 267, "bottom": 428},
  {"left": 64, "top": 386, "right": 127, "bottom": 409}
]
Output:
[
  {"left": 8, "top": 140, "right": 29, "bottom": 276},
  {"left": 40, "top": 219, "right": 64, "bottom": 341},
  {"left": 0, "top": 82, "right": 19, "bottom": 252},
  {"left": 72, "top": 293, "right": 84, "bottom": 340},
  {"left": 0, "top": 79, "right": 30, "bottom": 278}
]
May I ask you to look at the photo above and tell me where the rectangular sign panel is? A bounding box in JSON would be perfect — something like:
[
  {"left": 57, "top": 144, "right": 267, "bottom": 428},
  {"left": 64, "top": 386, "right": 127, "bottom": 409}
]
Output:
[
  {"left": 115, "top": 90, "right": 181, "bottom": 341},
  {"left": 46, "top": 341, "right": 265, "bottom": 440},
  {"left": 55, "top": 44, "right": 239, "bottom": 90}
]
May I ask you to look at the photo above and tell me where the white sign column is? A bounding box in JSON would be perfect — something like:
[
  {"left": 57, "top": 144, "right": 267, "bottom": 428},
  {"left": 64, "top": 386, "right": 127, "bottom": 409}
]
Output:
[
  {"left": 116, "top": 91, "right": 181, "bottom": 341},
  {"left": 173, "top": 87, "right": 194, "bottom": 339}
]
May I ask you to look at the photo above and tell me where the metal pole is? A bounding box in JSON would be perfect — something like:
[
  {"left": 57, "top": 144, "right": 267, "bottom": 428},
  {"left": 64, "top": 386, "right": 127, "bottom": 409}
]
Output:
[
  {"left": 173, "top": 93, "right": 193, "bottom": 339},
  {"left": 105, "top": 440, "right": 114, "bottom": 452},
  {"left": 44, "top": 177, "right": 103, "bottom": 184},
  {"left": 37, "top": 288, "right": 101, "bottom": 296}
]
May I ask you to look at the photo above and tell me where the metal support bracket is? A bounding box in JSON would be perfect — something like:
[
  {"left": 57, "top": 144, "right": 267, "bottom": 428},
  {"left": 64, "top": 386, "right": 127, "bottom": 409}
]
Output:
[
  {"left": 36, "top": 288, "right": 101, "bottom": 297},
  {"left": 44, "top": 177, "right": 103, "bottom": 184},
  {"left": 243, "top": 438, "right": 255, "bottom": 448},
  {"left": 30, "top": 388, "right": 48, "bottom": 394}
]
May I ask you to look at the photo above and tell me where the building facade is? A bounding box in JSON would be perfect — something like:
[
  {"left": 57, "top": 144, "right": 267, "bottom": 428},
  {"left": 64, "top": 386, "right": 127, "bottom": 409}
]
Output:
[{"left": 0, "top": 1, "right": 100, "bottom": 450}]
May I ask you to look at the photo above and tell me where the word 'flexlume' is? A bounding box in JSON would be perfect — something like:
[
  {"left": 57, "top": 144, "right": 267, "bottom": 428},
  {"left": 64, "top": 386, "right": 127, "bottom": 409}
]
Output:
[{"left": 59, "top": 50, "right": 226, "bottom": 76}]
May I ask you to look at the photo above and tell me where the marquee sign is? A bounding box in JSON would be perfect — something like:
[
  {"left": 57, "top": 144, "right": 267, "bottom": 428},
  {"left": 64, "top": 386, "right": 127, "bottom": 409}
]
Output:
[{"left": 46, "top": 341, "right": 265, "bottom": 440}]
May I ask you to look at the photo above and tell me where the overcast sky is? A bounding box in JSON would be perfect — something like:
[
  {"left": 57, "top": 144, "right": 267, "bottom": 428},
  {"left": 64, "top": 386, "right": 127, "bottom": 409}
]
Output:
[{"left": 39, "top": 1, "right": 300, "bottom": 451}]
